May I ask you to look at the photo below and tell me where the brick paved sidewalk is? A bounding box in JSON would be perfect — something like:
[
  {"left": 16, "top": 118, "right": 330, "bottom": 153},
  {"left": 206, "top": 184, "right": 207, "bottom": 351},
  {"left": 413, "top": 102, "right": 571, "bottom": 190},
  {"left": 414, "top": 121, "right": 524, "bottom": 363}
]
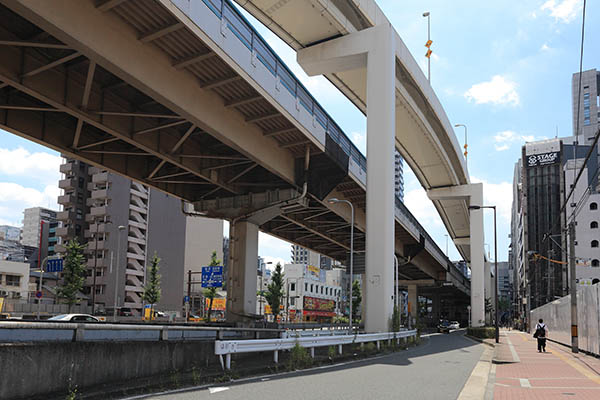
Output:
[{"left": 492, "top": 330, "right": 600, "bottom": 399}]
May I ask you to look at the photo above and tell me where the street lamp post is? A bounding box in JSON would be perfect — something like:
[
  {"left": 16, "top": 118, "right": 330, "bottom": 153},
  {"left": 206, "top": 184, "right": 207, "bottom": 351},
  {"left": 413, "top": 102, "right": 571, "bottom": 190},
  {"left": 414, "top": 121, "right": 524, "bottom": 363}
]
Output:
[
  {"left": 469, "top": 205, "right": 499, "bottom": 343},
  {"left": 36, "top": 256, "right": 49, "bottom": 320},
  {"left": 454, "top": 124, "right": 468, "bottom": 166},
  {"left": 422, "top": 12, "right": 431, "bottom": 82},
  {"left": 113, "top": 225, "right": 126, "bottom": 322},
  {"left": 328, "top": 198, "right": 354, "bottom": 333}
]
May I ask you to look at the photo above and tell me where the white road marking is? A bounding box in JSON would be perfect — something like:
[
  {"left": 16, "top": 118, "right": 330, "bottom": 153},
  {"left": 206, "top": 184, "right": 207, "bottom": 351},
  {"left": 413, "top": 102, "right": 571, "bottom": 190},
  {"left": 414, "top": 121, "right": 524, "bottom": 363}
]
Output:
[
  {"left": 209, "top": 387, "right": 230, "bottom": 394},
  {"left": 506, "top": 335, "right": 520, "bottom": 363},
  {"left": 519, "top": 378, "right": 531, "bottom": 388}
]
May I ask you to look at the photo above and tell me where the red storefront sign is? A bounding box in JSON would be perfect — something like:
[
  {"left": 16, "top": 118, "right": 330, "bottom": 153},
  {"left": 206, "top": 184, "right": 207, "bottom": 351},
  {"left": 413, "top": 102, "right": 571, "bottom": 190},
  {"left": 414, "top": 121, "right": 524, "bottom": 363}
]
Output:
[
  {"left": 303, "top": 296, "right": 335, "bottom": 313},
  {"left": 303, "top": 310, "right": 336, "bottom": 317}
]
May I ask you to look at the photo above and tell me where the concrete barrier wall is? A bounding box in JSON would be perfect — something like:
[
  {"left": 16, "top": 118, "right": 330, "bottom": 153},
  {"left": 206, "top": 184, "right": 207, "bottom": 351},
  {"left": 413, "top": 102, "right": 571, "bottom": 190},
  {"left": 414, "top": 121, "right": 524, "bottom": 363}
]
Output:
[
  {"left": 530, "top": 284, "right": 600, "bottom": 355},
  {"left": 1, "top": 340, "right": 216, "bottom": 399}
]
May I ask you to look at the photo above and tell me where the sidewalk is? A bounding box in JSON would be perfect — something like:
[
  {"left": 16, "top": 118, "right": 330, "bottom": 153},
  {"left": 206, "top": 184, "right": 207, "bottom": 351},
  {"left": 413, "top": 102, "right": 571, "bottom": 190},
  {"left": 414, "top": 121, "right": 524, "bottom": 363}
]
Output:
[{"left": 491, "top": 330, "right": 600, "bottom": 399}]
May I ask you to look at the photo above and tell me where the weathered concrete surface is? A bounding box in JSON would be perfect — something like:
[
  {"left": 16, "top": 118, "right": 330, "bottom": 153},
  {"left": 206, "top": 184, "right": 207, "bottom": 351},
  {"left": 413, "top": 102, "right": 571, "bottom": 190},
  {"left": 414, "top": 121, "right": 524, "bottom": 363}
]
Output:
[{"left": 1, "top": 340, "right": 221, "bottom": 399}]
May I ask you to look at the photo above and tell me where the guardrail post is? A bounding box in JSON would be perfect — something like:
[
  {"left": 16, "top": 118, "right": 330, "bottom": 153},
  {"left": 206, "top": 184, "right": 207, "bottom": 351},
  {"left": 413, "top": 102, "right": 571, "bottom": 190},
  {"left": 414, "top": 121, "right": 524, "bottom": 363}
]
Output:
[
  {"left": 338, "top": 344, "right": 342, "bottom": 355},
  {"left": 310, "top": 347, "right": 315, "bottom": 358},
  {"left": 274, "top": 350, "right": 279, "bottom": 364},
  {"left": 226, "top": 354, "right": 231, "bottom": 370},
  {"left": 376, "top": 341, "right": 380, "bottom": 350},
  {"left": 73, "top": 325, "right": 85, "bottom": 342},
  {"left": 217, "top": 330, "right": 224, "bottom": 340},
  {"left": 160, "top": 327, "right": 168, "bottom": 341},
  {"left": 254, "top": 331, "right": 260, "bottom": 339}
]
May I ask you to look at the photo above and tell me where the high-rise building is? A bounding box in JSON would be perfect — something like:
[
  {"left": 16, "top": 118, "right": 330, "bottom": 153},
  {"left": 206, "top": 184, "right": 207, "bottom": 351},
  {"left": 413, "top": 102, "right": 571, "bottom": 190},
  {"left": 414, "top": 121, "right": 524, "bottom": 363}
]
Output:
[
  {"left": 572, "top": 69, "right": 599, "bottom": 142},
  {"left": 0, "top": 226, "right": 20, "bottom": 242},
  {"left": 21, "top": 207, "right": 57, "bottom": 248},
  {"left": 291, "top": 244, "right": 320, "bottom": 266},
  {"left": 57, "top": 158, "right": 223, "bottom": 316},
  {"left": 395, "top": 150, "right": 404, "bottom": 201}
]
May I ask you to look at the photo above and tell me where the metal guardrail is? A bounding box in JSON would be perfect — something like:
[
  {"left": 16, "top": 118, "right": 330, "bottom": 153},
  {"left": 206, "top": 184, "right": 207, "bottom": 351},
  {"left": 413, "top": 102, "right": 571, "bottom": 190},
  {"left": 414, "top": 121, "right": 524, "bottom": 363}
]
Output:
[
  {"left": 195, "top": 0, "right": 469, "bottom": 283},
  {"left": 0, "top": 321, "right": 282, "bottom": 343},
  {"left": 215, "top": 329, "right": 418, "bottom": 369}
]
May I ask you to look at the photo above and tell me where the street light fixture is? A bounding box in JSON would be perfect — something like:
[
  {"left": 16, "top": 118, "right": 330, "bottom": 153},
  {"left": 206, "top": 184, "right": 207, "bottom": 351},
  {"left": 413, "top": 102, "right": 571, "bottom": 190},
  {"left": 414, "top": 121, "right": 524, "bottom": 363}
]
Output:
[
  {"left": 422, "top": 12, "right": 431, "bottom": 82},
  {"left": 328, "top": 197, "right": 354, "bottom": 333},
  {"left": 469, "top": 205, "right": 499, "bottom": 343},
  {"left": 454, "top": 124, "right": 468, "bottom": 166}
]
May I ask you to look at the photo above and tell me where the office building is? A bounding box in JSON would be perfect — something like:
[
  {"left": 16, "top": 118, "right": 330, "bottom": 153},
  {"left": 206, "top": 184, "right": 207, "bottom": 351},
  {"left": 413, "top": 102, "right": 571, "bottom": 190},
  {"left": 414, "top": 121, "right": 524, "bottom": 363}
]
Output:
[
  {"left": 572, "top": 69, "right": 599, "bottom": 142},
  {"left": 0, "top": 226, "right": 20, "bottom": 242},
  {"left": 290, "top": 244, "right": 320, "bottom": 266},
  {"left": 21, "top": 207, "right": 57, "bottom": 248}
]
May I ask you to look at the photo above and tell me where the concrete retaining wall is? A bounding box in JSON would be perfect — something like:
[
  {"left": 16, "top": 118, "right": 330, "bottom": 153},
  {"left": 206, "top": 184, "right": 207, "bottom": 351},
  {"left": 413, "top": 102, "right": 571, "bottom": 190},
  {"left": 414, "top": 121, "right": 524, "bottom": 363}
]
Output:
[{"left": 1, "top": 340, "right": 219, "bottom": 399}]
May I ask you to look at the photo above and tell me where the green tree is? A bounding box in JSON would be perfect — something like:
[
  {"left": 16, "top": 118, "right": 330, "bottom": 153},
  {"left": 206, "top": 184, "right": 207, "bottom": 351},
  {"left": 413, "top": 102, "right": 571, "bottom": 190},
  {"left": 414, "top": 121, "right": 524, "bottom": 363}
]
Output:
[
  {"left": 56, "top": 239, "right": 86, "bottom": 312},
  {"left": 204, "top": 251, "right": 221, "bottom": 322},
  {"left": 351, "top": 279, "right": 361, "bottom": 322},
  {"left": 142, "top": 253, "right": 162, "bottom": 319},
  {"left": 265, "top": 263, "right": 285, "bottom": 321}
]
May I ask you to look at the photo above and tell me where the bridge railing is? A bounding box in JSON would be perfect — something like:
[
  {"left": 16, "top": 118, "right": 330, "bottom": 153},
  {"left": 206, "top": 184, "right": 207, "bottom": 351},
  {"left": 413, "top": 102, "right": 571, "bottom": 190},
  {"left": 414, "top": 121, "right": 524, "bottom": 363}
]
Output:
[
  {"left": 0, "top": 321, "right": 282, "bottom": 342},
  {"left": 190, "top": 0, "right": 469, "bottom": 283},
  {"left": 215, "top": 329, "right": 418, "bottom": 369}
]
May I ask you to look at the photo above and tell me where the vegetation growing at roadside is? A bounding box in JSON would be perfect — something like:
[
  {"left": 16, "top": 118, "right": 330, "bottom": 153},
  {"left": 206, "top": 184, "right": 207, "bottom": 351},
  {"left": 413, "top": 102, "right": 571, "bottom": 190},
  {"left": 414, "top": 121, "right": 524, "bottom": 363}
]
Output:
[{"left": 57, "top": 239, "right": 86, "bottom": 312}]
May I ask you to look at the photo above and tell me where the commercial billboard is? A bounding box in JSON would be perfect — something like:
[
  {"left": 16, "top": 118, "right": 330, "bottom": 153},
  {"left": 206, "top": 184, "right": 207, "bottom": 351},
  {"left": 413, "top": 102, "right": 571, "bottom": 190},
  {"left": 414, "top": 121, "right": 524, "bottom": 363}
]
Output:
[
  {"left": 205, "top": 297, "right": 226, "bottom": 311},
  {"left": 305, "top": 264, "right": 325, "bottom": 282},
  {"left": 303, "top": 296, "right": 335, "bottom": 312},
  {"left": 526, "top": 151, "right": 560, "bottom": 167}
]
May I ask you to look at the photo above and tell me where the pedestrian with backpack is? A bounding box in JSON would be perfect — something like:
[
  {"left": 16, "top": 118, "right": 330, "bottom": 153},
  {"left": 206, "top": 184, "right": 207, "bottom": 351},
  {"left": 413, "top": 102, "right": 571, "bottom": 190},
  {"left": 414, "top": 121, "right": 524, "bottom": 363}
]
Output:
[{"left": 534, "top": 318, "right": 548, "bottom": 352}]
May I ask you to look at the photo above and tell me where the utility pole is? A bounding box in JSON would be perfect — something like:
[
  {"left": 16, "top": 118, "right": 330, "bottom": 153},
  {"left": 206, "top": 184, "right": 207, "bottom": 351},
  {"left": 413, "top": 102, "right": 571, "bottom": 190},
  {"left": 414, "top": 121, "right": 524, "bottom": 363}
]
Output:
[
  {"left": 187, "top": 270, "right": 192, "bottom": 322},
  {"left": 568, "top": 221, "right": 579, "bottom": 353}
]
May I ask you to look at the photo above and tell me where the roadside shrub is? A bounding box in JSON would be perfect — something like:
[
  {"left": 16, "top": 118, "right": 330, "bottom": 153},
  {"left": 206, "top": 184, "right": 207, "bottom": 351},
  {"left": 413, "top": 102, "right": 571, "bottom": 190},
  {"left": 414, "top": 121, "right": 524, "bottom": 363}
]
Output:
[
  {"left": 467, "top": 326, "right": 495, "bottom": 339},
  {"left": 328, "top": 345, "right": 337, "bottom": 360},
  {"left": 288, "top": 343, "right": 313, "bottom": 370}
]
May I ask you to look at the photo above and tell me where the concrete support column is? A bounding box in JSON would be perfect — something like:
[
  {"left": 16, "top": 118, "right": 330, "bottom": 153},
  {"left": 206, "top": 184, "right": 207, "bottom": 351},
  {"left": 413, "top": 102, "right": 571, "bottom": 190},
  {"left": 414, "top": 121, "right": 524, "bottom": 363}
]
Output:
[
  {"left": 297, "top": 24, "right": 396, "bottom": 332},
  {"left": 432, "top": 293, "right": 441, "bottom": 321},
  {"left": 408, "top": 284, "right": 417, "bottom": 328},
  {"left": 364, "top": 25, "right": 396, "bottom": 333},
  {"left": 227, "top": 220, "right": 258, "bottom": 322},
  {"left": 469, "top": 185, "right": 485, "bottom": 327}
]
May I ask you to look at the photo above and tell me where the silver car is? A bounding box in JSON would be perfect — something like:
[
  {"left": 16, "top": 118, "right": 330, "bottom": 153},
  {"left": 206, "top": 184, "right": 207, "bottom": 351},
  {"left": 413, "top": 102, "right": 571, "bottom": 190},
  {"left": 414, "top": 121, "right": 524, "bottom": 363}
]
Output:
[
  {"left": 449, "top": 321, "right": 460, "bottom": 330},
  {"left": 48, "top": 314, "right": 100, "bottom": 322}
]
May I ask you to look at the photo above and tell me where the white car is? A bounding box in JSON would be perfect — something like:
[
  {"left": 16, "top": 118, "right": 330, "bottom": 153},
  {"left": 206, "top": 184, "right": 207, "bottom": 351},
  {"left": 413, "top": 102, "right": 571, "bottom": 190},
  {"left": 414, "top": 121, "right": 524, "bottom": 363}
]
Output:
[
  {"left": 47, "top": 314, "right": 100, "bottom": 323},
  {"left": 449, "top": 321, "right": 460, "bottom": 330}
]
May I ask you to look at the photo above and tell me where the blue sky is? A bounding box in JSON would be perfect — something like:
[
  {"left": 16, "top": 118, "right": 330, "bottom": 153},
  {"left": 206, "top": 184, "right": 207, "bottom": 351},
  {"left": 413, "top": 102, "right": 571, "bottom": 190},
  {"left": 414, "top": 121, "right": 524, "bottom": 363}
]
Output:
[{"left": 1, "top": 0, "right": 598, "bottom": 267}]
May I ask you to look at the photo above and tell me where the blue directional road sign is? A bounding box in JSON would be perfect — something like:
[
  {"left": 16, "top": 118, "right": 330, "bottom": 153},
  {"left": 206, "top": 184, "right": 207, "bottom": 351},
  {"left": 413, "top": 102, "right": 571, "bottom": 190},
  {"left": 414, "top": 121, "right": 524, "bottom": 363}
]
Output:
[
  {"left": 201, "top": 266, "right": 223, "bottom": 288},
  {"left": 46, "top": 259, "right": 64, "bottom": 273},
  {"left": 184, "top": 295, "right": 190, "bottom": 303}
]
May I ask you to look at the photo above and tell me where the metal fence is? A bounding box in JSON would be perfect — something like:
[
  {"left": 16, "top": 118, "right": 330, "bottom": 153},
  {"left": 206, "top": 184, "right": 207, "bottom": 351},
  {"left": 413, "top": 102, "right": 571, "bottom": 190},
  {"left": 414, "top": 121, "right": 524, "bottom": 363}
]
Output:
[{"left": 530, "top": 284, "right": 600, "bottom": 355}]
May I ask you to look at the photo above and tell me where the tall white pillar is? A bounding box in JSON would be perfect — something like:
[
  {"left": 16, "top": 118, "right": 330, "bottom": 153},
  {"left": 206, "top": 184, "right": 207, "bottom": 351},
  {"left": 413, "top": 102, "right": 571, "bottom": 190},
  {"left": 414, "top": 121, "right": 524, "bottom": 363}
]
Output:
[
  {"left": 470, "top": 184, "right": 485, "bottom": 327},
  {"left": 364, "top": 25, "right": 396, "bottom": 333},
  {"left": 297, "top": 24, "right": 396, "bottom": 332},
  {"left": 227, "top": 221, "right": 258, "bottom": 322}
]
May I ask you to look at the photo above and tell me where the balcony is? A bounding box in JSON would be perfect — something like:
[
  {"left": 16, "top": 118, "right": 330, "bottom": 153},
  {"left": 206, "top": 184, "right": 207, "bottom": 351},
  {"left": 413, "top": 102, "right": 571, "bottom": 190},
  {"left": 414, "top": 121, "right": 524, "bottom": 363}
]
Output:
[
  {"left": 57, "top": 194, "right": 76, "bottom": 206},
  {"left": 87, "top": 240, "right": 107, "bottom": 252},
  {"left": 91, "top": 188, "right": 109, "bottom": 200},
  {"left": 86, "top": 257, "right": 110, "bottom": 268},
  {"left": 56, "top": 226, "right": 74, "bottom": 237},
  {"left": 59, "top": 162, "right": 74, "bottom": 174},
  {"left": 57, "top": 210, "right": 75, "bottom": 221},
  {"left": 92, "top": 171, "right": 108, "bottom": 184},
  {"left": 58, "top": 178, "right": 75, "bottom": 190}
]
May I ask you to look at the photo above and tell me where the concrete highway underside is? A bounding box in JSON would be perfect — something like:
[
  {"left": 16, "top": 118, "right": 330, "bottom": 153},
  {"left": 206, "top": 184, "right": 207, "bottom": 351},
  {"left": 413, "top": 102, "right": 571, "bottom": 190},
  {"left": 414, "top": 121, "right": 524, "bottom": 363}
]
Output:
[{"left": 146, "top": 331, "right": 484, "bottom": 400}]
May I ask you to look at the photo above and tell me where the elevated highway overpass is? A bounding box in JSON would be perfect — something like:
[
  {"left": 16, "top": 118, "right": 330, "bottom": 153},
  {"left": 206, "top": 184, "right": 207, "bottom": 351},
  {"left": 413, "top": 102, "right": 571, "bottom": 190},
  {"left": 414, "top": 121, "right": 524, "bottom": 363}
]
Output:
[{"left": 0, "top": 0, "right": 475, "bottom": 330}]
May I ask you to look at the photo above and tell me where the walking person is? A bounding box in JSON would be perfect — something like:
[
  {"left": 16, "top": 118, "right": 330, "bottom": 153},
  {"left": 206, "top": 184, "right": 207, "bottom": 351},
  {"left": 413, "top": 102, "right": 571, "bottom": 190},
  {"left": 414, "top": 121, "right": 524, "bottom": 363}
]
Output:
[{"left": 534, "top": 318, "right": 548, "bottom": 352}]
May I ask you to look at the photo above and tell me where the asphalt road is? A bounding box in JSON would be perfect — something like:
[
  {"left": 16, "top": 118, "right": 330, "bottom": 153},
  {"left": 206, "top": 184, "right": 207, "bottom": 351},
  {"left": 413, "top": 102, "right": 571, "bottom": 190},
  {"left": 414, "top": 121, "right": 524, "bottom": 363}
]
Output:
[{"left": 142, "top": 330, "right": 484, "bottom": 400}]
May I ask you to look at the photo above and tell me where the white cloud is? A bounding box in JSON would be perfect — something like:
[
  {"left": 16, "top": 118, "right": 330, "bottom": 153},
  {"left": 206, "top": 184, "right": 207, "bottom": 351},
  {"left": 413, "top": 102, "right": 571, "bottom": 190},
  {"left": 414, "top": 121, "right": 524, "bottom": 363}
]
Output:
[
  {"left": 471, "top": 177, "right": 513, "bottom": 224},
  {"left": 464, "top": 75, "right": 520, "bottom": 106},
  {"left": 259, "top": 232, "right": 291, "bottom": 264},
  {"left": 492, "top": 130, "right": 540, "bottom": 151},
  {"left": 404, "top": 187, "right": 444, "bottom": 228},
  {"left": 541, "top": 0, "right": 582, "bottom": 23},
  {"left": 0, "top": 182, "right": 59, "bottom": 226},
  {"left": 351, "top": 131, "right": 366, "bottom": 155},
  {"left": 0, "top": 147, "right": 62, "bottom": 186},
  {"left": 540, "top": 43, "right": 552, "bottom": 51}
]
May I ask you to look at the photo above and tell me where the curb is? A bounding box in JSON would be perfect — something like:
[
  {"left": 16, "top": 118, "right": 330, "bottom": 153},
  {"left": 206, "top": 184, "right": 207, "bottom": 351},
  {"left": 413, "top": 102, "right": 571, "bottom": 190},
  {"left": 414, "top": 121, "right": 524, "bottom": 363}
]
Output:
[{"left": 464, "top": 335, "right": 495, "bottom": 348}]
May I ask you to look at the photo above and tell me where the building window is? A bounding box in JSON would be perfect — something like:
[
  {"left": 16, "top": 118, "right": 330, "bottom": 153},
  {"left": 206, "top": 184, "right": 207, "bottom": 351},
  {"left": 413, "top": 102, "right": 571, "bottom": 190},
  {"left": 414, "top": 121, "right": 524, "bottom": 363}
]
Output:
[
  {"left": 593, "top": 278, "right": 600, "bottom": 285},
  {"left": 290, "top": 297, "right": 295, "bottom": 306},
  {"left": 591, "top": 202, "right": 598, "bottom": 210},
  {"left": 305, "top": 283, "right": 308, "bottom": 292},
  {"left": 592, "top": 240, "right": 599, "bottom": 248},
  {"left": 5, "top": 275, "right": 20, "bottom": 286},
  {"left": 290, "top": 283, "right": 295, "bottom": 291},
  {"left": 592, "top": 259, "right": 599, "bottom": 267},
  {"left": 310, "top": 284, "right": 313, "bottom": 293},
  {"left": 321, "top": 286, "right": 323, "bottom": 294},
  {"left": 325, "top": 287, "right": 328, "bottom": 295},
  {"left": 592, "top": 221, "right": 599, "bottom": 229}
]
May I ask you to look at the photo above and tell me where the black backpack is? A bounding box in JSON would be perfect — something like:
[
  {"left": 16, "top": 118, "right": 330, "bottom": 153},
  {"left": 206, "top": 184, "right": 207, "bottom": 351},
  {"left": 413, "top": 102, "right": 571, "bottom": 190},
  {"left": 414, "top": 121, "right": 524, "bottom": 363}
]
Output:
[{"left": 534, "top": 324, "right": 546, "bottom": 338}]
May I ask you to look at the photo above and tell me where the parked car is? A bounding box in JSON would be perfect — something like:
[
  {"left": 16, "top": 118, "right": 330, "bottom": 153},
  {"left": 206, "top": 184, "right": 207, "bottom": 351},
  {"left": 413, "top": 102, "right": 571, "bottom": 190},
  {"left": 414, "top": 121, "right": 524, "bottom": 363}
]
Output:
[
  {"left": 449, "top": 321, "right": 460, "bottom": 330},
  {"left": 119, "top": 308, "right": 133, "bottom": 317},
  {"left": 437, "top": 320, "right": 451, "bottom": 333},
  {"left": 47, "top": 314, "right": 100, "bottom": 322}
]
